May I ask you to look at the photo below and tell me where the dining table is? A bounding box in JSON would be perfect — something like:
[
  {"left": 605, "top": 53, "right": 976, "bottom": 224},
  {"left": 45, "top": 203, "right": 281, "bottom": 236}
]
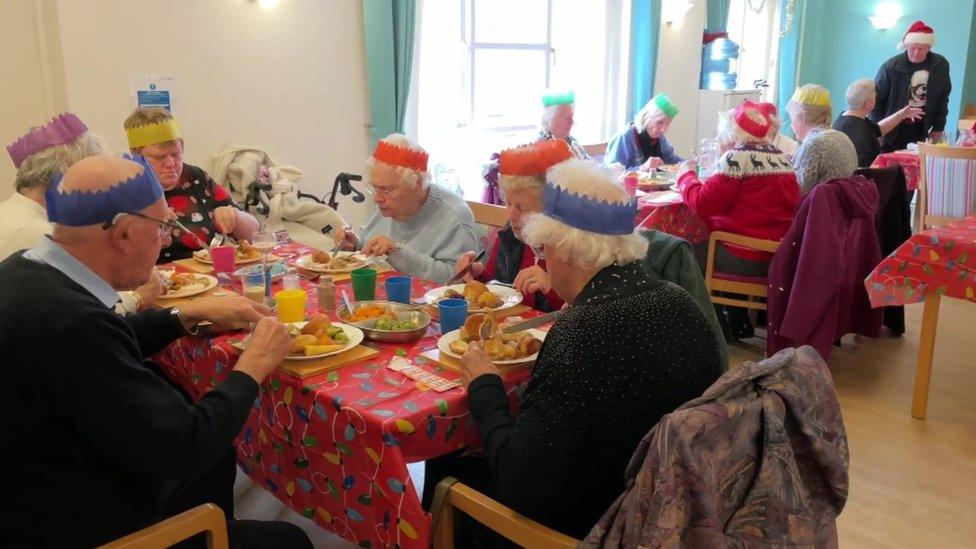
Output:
[
  {"left": 635, "top": 189, "right": 709, "bottom": 244},
  {"left": 873, "top": 150, "right": 921, "bottom": 191},
  {"left": 864, "top": 215, "right": 976, "bottom": 419},
  {"left": 153, "top": 241, "right": 540, "bottom": 548}
]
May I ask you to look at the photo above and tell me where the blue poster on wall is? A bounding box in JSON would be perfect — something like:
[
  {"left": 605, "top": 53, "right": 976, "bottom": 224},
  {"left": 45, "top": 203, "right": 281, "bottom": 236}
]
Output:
[{"left": 130, "top": 76, "right": 175, "bottom": 112}]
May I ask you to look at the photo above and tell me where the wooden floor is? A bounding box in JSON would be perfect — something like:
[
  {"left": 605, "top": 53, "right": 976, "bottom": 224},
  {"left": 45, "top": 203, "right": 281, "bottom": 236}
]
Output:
[{"left": 236, "top": 299, "right": 976, "bottom": 548}]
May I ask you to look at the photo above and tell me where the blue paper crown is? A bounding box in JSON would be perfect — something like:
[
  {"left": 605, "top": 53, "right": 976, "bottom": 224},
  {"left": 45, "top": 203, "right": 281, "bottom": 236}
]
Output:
[
  {"left": 46, "top": 154, "right": 164, "bottom": 226},
  {"left": 542, "top": 181, "right": 637, "bottom": 235}
]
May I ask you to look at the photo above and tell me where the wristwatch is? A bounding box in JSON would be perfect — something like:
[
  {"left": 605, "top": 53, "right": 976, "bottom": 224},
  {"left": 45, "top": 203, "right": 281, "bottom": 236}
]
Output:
[{"left": 169, "top": 306, "right": 201, "bottom": 336}]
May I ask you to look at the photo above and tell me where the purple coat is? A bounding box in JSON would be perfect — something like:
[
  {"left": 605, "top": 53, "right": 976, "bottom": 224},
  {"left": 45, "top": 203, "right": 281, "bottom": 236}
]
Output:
[{"left": 767, "top": 176, "right": 883, "bottom": 359}]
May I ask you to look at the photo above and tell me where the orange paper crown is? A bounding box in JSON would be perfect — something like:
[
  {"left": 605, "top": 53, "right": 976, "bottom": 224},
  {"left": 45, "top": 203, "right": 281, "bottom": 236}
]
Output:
[
  {"left": 498, "top": 139, "right": 573, "bottom": 176},
  {"left": 372, "top": 140, "right": 429, "bottom": 171}
]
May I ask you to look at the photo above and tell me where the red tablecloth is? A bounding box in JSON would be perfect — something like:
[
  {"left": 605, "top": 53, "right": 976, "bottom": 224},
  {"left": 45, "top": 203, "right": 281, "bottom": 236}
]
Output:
[
  {"left": 156, "top": 245, "right": 535, "bottom": 548},
  {"left": 865, "top": 216, "right": 976, "bottom": 307},
  {"left": 874, "top": 151, "right": 920, "bottom": 191},
  {"left": 636, "top": 190, "right": 709, "bottom": 243}
]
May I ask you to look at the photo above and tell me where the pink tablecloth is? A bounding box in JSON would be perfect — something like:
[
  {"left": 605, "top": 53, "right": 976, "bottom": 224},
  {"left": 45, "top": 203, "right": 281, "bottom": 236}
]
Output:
[
  {"left": 866, "top": 215, "right": 976, "bottom": 307},
  {"left": 874, "top": 151, "right": 920, "bottom": 191},
  {"left": 636, "top": 190, "right": 709, "bottom": 244},
  {"left": 156, "top": 248, "right": 536, "bottom": 548}
]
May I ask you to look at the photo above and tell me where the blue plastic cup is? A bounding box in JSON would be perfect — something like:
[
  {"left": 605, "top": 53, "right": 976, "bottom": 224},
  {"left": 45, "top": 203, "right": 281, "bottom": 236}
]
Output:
[
  {"left": 438, "top": 298, "right": 469, "bottom": 335},
  {"left": 385, "top": 276, "right": 413, "bottom": 304}
]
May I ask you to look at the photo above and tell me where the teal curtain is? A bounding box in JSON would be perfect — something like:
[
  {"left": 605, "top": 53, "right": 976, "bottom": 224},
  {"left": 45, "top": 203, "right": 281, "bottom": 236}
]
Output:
[
  {"left": 362, "top": 0, "right": 417, "bottom": 149},
  {"left": 776, "top": 0, "right": 805, "bottom": 137},
  {"left": 629, "top": 0, "right": 661, "bottom": 119},
  {"left": 706, "top": 0, "right": 731, "bottom": 32}
]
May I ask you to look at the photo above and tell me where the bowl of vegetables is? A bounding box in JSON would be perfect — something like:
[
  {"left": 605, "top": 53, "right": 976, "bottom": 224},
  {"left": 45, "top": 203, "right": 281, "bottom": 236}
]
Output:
[{"left": 336, "top": 300, "right": 431, "bottom": 343}]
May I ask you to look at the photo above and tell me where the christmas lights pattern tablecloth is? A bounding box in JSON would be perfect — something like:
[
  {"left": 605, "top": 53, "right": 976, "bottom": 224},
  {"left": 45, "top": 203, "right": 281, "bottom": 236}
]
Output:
[
  {"left": 865, "top": 216, "right": 976, "bottom": 307},
  {"left": 156, "top": 257, "right": 534, "bottom": 548},
  {"left": 636, "top": 190, "right": 709, "bottom": 244}
]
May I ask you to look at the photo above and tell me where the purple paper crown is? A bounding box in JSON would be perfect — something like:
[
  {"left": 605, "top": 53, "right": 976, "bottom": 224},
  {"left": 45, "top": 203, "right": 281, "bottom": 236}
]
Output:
[
  {"left": 542, "top": 181, "right": 637, "bottom": 235},
  {"left": 46, "top": 154, "right": 164, "bottom": 227},
  {"left": 7, "top": 113, "right": 88, "bottom": 168}
]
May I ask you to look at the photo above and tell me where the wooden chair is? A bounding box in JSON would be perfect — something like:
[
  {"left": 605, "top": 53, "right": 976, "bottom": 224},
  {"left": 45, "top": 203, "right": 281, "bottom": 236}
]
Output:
[
  {"left": 916, "top": 143, "right": 976, "bottom": 229},
  {"left": 583, "top": 141, "right": 608, "bottom": 163},
  {"left": 957, "top": 118, "right": 975, "bottom": 134},
  {"left": 466, "top": 200, "right": 508, "bottom": 228},
  {"left": 430, "top": 477, "right": 580, "bottom": 548},
  {"left": 704, "top": 231, "right": 780, "bottom": 310},
  {"left": 963, "top": 104, "right": 976, "bottom": 118},
  {"left": 98, "top": 504, "right": 228, "bottom": 549}
]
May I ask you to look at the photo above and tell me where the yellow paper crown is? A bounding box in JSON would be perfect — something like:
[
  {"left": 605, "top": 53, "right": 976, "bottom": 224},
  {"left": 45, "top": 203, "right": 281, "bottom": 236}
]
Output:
[
  {"left": 125, "top": 119, "right": 182, "bottom": 149},
  {"left": 790, "top": 86, "right": 831, "bottom": 107}
]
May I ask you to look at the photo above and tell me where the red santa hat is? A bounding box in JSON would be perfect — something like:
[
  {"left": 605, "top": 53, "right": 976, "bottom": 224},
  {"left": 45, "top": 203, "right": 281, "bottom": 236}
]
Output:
[{"left": 899, "top": 20, "right": 935, "bottom": 50}]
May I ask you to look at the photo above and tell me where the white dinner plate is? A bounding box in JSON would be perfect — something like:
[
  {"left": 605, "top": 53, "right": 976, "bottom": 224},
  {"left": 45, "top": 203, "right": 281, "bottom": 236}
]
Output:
[
  {"left": 437, "top": 328, "right": 547, "bottom": 365},
  {"left": 295, "top": 252, "right": 371, "bottom": 274},
  {"left": 159, "top": 274, "right": 218, "bottom": 299},
  {"left": 422, "top": 284, "right": 523, "bottom": 313}
]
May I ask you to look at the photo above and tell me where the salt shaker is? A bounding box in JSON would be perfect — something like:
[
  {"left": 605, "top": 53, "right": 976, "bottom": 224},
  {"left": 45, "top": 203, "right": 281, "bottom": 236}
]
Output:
[{"left": 317, "top": 276, "right": 335, "bottom": 311}]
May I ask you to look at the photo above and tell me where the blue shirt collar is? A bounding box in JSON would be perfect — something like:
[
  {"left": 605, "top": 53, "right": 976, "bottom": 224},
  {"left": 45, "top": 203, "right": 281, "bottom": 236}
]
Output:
[{"left": 23, "top": 236, "right": 120, "bottom": 309}]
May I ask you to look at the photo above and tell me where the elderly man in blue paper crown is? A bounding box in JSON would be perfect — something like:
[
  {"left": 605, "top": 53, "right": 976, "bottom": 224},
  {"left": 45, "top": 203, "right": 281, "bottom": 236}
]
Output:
[
  {"left": 606, "top": 92, "right": 684, "bottom": 171},
  {"left": 421, "top": 159, "right": 723, "bottom": 544},
  {"left": 0, "top": 154, "right": 312, "bottom": 548},
  {"left": 538, "top": 90, "right": 592, "bottom": 160}
]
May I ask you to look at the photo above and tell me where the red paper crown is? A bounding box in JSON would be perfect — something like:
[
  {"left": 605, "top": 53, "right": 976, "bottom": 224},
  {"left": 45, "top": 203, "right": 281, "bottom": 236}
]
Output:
[
  {"left": 372, "top": 140, "right": 428, "bottom": 171},
  {"left": 499, "top": 139, "right": 573, "bottom": 176}
]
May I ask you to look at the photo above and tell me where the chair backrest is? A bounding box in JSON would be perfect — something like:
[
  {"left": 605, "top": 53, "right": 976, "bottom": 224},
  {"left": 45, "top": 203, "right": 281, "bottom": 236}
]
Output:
[
  {"left": 432, "top": 477, "right": 579, "bottom": 549},
  {"left": 958, "top": 118, "right": 975, "bottom": 133},
  {"left": 963, "top": 105, "right": 976, "bottom": 118},
  {"left": 98, "top": 504, "right": 228, "bottom": 549},
  {"left": 917, "top": 143, "right": 976, "bottom": 229},
  {"left": 466, "top": 200, "right": 508, "bottom": 228},
  {"left": 583, "top": 142, "right": 608, "bottom": 163},
  {"left": 704, "top": 231, "right": 780, "bottom": 311}
]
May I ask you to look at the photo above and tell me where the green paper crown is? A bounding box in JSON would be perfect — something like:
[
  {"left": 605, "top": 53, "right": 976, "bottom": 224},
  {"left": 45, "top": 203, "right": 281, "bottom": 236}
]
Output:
[
  {"left": 653, "top": 92, "right": 679, "bottom": 119},
  {"left": 542, "top": 90, "right": 575, "bottom": 107}
]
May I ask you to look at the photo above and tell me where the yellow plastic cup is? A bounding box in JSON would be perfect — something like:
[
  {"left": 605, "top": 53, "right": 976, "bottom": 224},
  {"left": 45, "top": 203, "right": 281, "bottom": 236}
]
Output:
[{"left": 274, "top": 289, "right": 307, "bottom": 323}]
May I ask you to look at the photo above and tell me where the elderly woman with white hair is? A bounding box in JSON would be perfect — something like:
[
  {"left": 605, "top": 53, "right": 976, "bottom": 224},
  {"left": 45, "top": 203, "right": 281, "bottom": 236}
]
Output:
[
  {"left": 677, "top": 101, "right": 800, "bottom": 340},
  {"left": 787, "top": 84, "right": 859, "bottom": 193},
  {"left": 454, "top": 139, "right": 572, "bottom": 311},
  {"left": 538, "top": 90, "right": 591, "bottom": 160},
  {"left": 339, "top": 134, "right": 478, "bottom": 283},
  {"left": 422, "top": 160, "right": 723, "bottom": 543},
  {"left": 833, "top": 78, "right": 924, "bottom": 168},
  {"left": 605, "top": 92, "right": 683, "bottom": 170},
  {"left": 2, "top": 114, "right": 110, "bottom": 260}
]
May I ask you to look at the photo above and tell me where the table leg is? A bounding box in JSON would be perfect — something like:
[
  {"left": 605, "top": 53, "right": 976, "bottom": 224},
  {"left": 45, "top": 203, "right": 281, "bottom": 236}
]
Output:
[{"left": 911, "top": 293, "right": 942, "bottom": 419}]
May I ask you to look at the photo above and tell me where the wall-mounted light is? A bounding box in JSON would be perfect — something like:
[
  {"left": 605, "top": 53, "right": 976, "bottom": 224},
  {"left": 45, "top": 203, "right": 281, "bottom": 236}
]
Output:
[
  {"left": 662, "top": 0, "right": 693, "bottom": 28},
  {"left": 868, "top": 1, "right": 902, "bottom": 30},
  {"left": 249, "top": 0, "right": 280, "bottom": 10}
]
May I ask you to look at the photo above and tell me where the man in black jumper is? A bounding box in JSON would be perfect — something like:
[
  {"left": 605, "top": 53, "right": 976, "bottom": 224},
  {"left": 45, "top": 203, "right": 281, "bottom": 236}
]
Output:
[{"left": 0, "top": 155, "right": 311, "bottom": 548}]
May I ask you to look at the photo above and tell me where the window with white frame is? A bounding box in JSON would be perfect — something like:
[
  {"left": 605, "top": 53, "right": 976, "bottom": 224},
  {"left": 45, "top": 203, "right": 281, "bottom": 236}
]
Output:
[
  {"left": 725, "top": 0, "right": 781, "bottom": 102},
  {"left": 413, "top": 0, "right": 631, "bottom": 199}
]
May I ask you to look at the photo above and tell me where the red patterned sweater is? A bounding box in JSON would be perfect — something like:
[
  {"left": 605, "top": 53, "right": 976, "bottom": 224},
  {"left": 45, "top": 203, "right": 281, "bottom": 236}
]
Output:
[{"left": 679, "top": 143, "right": 800, "bottom": 261}]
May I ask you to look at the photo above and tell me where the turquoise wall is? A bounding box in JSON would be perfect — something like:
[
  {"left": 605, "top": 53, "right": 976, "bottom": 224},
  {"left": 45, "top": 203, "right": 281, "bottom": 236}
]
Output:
[
  {"left": 964, "top": 1, "right": 976, "bottom": 108},
  {"left": 782, "top": 0, "right": 976, "bottom": 137}
]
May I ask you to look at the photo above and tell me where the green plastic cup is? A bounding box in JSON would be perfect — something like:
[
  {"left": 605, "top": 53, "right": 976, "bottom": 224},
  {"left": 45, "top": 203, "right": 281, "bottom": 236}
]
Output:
[{"left": 350, "top": 268, "right": 378, "bottom": 301}]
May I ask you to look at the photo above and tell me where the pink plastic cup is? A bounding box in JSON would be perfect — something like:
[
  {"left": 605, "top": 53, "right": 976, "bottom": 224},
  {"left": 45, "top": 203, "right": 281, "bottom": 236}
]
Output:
[{"left": 210, "top": 245, "right": 236, "bottom": 274}]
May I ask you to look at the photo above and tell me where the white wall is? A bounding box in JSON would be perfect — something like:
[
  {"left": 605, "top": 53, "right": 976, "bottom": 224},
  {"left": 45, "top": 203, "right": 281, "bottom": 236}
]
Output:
[
  {"left": 49, "top": 0, "right": 372, "bottom": 226},
  {"left": 0, "top": 0, "right": 68, "bottom": 200},
  {"left": 654, "top": 0, "right": 706, "bottom": 158}
]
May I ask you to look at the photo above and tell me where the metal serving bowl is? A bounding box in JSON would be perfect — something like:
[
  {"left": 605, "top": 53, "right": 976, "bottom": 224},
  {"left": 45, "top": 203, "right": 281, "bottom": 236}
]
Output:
[{"left": 336, "top": 300, "right": 431, "bottom": 343}]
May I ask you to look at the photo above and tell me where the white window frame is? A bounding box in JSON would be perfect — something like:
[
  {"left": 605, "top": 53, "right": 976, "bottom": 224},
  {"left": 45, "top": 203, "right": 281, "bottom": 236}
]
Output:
[{"left": 463, "top": 0, "right": 554, "bottom": 133}]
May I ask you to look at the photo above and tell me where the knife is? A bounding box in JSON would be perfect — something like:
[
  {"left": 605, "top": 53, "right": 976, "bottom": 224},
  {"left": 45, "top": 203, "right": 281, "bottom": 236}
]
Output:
[
  {"left": 445, "top": 248, "right": 486, "bottom": 285},
  {"left": 501, "top": 310, "right": 565, "bottom": 334}
]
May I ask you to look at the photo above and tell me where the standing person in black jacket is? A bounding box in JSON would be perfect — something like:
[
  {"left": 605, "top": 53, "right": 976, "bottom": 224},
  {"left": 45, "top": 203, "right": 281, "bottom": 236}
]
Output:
[
  {"left": 869, "top": 20, "right": 952, "bottom": 152},
  {"left": 0, "top": 155, "right": 311, "bottom": 548},
  {"left": 424, "top": 160, "right": 723, "bottom": 545}
]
